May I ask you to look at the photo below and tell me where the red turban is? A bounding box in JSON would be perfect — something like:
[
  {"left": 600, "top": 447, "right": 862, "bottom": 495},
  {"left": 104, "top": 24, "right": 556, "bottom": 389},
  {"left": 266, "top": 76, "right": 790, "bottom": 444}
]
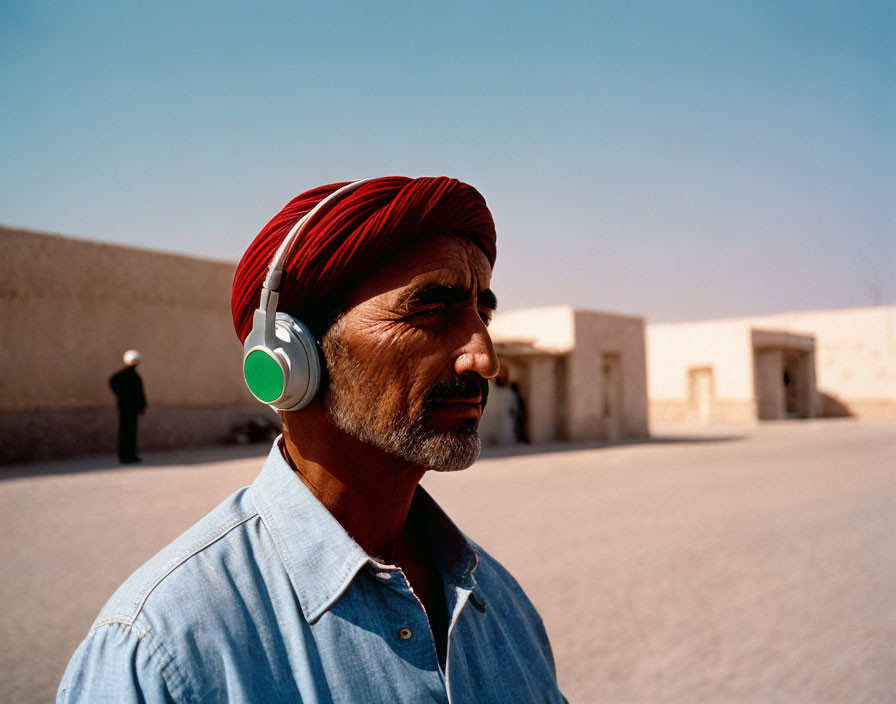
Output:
[{"left": 231, "top": 176, "right": 497, "bottom": 343}]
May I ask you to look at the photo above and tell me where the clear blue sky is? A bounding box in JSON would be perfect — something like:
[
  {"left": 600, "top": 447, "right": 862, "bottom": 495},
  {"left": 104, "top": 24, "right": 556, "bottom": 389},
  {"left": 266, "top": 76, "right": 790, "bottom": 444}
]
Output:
[{"left": 2, "top": 1, "right": 893, "bottom": 320}]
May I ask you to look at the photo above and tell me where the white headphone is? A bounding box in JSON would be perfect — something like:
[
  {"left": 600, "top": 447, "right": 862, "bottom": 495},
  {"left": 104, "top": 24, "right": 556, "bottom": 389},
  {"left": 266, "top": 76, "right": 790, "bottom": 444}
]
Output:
[{"left": 242, "top": 179, "right": 374, "bottom": 410}]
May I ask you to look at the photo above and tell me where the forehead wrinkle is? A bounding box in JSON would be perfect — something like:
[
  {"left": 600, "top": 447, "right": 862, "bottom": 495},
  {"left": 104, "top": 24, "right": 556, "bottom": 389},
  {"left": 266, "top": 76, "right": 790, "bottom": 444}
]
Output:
[{"left": 344, "top": 235, "right": 492, "bottom": 314}]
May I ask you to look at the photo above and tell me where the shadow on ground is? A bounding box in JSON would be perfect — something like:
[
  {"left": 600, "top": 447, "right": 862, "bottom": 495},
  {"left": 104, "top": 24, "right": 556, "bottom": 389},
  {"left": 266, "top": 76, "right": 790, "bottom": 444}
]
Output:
[
  {"left": 0, "top": 443, "right": 272, "bottom": 482},
  {"left": 3, "top": 431, "right": 747, "bottom": 481}
]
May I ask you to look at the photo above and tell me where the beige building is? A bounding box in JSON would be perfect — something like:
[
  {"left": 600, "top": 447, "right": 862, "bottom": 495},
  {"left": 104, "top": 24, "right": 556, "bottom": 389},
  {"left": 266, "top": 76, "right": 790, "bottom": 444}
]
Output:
[
  {"left": 12, "top": 225, "right": 886, "bottom": 462},
  {"left": 487, "top": 306, "right": 649, "bottom": 443},
  {"left": 0, "top": 229, "right": 649, "bottom": 462},
  {"left": 647, "top": 306, "right": 896, "bottom": 424},
  {"left": 1, "top": 227, "right": 272, "bottom": 464}
]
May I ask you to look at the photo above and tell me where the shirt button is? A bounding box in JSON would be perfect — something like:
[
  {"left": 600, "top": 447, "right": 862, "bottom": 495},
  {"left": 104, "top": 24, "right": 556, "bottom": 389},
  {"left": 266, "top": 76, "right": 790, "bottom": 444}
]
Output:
[
  {"left": 376, "top": 571, "right": 392, "bottom": 580},
  {"left": 398, "top": 627, "right": 412, "bottom": 640}
]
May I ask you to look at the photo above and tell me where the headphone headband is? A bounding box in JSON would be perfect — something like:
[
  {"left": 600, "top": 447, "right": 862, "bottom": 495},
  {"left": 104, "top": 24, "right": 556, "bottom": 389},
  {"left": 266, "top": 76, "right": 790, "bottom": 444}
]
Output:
[
  {"left": 264, "top": 178, "right": 376, "bottom": 294},
  {"left": 242, "top": 178, "right": 374, "bottom": 411}
]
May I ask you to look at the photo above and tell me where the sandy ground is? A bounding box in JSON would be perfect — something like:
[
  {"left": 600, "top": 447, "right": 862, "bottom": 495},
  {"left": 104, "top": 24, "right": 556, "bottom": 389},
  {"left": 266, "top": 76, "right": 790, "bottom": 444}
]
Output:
[{"left": 1, "top": 419, "right": 894, "bottom": 703}]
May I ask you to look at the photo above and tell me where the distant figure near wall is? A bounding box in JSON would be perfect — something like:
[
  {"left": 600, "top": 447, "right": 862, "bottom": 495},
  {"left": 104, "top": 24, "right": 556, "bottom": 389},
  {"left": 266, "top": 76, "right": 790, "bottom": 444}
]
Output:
[
  {"left": 479, "top": 377, "right": 518, "bottom": 446},
  {"left": 510, "top": 381, "right": 530, "bottom": 443},
  {"left": 108, "top": 350, "right": 146, "bottom": 463}
]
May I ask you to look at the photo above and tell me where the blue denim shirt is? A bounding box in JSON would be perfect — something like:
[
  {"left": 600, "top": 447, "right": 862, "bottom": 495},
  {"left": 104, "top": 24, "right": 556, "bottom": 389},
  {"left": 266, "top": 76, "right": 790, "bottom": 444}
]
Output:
[{"left": 58, "top": 441, "right": 566, "bottom": 703}]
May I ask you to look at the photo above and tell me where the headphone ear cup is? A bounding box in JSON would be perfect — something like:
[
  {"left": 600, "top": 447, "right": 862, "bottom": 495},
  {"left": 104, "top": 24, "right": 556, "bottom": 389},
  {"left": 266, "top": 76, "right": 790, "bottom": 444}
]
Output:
[{"left": 268, "top": 313, "right": 321, "bottom": 411}]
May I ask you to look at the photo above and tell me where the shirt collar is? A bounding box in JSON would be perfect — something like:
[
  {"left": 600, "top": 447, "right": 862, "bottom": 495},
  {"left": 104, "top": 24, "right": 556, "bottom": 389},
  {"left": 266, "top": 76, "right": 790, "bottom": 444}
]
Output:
[{"left": 251, "top": 439, "right": 478, "bottom": 624}]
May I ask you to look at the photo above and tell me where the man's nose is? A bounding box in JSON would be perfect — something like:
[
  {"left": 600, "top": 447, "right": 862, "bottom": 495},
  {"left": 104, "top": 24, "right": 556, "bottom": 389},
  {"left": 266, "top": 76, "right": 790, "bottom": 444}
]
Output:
[{"left": 454, "top": 320, "right": 500, "bottom": 380}]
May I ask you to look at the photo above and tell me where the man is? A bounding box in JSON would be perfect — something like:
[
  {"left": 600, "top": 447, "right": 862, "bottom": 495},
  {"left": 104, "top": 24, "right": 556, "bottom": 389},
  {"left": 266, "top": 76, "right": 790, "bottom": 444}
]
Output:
[
  {"left": 59, "top": 176, "right": 566, "bottom": 703},
  {"left": 108, "top": 349, "right": 146, "bottom": 463}
]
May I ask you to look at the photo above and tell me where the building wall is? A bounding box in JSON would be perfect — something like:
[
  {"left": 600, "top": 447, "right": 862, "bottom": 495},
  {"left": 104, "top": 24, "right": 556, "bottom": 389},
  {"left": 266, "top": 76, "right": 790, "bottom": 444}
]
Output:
[
  {"left": 0, "top": 227, "right": 273, "bottom": 463},
  {"left": 487, "top": 305, "right": 576, "bottom": 353},
  {"left": 744, "top": 307, "right": 896, "bottom": 418},
  {"left": 646, "top": 306, "right": 896, "bottom": 422},
  {"left": 754, "top": 349, "right": 785, "bottom": 420},
  {"left": 490, "top": 306, "right": 649, "bottom": 442},
  {"left": 646, "top": 321, "right": 757, "bottom": 423},
  {"left": 522, "top": 355, "right": 564, "bottom": 443},
  {"left": 569, "top": 311, "right": 649, "bottom": 441}
]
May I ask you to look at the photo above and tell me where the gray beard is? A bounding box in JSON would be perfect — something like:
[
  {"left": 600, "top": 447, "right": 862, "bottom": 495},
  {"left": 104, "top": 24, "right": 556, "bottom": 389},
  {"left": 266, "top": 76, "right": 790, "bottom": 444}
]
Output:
[{"left": 321, "top": 324, "right": 481, "bottom": 472}]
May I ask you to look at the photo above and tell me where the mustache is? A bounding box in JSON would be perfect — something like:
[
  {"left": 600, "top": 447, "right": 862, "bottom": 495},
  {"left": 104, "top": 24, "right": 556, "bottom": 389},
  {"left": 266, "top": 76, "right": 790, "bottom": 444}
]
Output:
[{"left": 423, "top": 374, "right": 490, "bottom": 408}]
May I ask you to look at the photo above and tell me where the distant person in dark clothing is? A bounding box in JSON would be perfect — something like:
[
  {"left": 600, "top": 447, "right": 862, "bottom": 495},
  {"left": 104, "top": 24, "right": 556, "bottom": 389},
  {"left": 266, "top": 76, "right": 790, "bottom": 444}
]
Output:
[
  {"left": 510, "top": 381, "right": 530, "bottom": 443},
  {"left": 109, "top": 350, "right": 146, "bottom": 464}
]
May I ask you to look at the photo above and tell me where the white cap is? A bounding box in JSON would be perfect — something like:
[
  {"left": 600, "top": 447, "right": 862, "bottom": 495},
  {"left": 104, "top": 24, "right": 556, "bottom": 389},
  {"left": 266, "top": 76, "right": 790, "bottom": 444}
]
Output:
[{"left": 123, "top": 350, "right": 141, "bottom": 366}]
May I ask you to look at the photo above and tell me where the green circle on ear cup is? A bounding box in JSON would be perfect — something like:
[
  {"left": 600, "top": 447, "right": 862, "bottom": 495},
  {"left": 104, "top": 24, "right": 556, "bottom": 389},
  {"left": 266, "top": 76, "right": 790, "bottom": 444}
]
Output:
[{"left": 244, "top": 349, "right": 285, "bottom": 403}]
